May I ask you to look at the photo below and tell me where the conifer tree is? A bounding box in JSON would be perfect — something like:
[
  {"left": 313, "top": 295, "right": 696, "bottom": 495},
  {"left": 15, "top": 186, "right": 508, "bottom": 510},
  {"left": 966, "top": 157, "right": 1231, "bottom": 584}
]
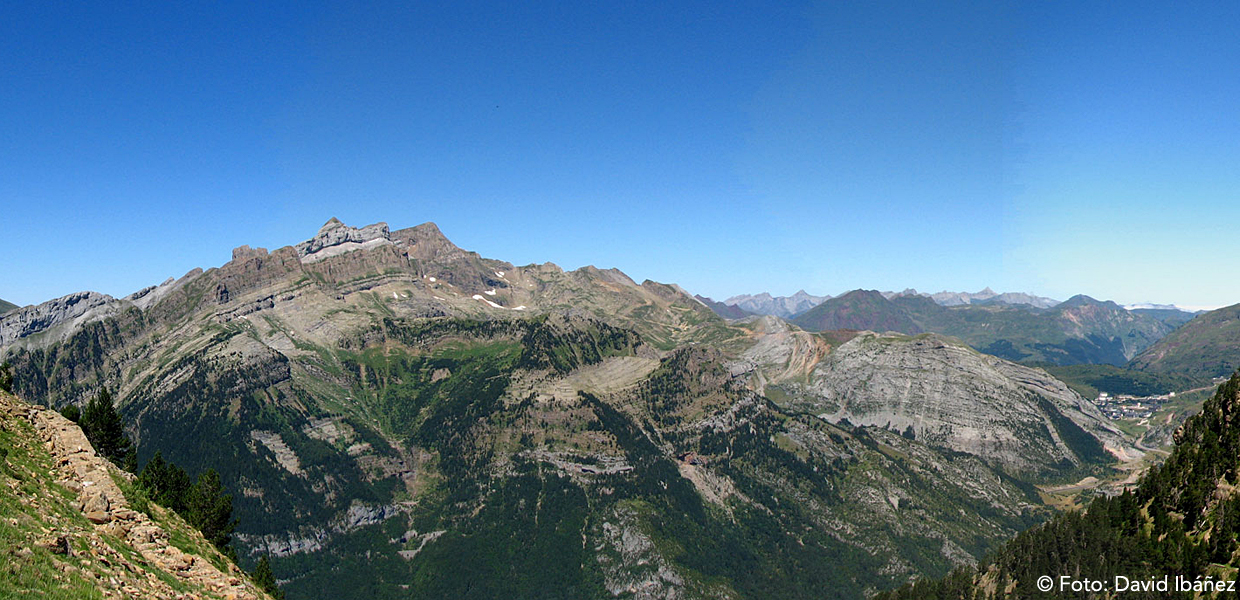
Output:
[
  {"left": 251, "top": 555, "right": 285, "bottom": 599},
  {"left": 80, "top": 387, "right": 134, "bottom": 470},
  {"left": 187, "top": 468, "right": 237, "bottom": 556},
  {"left": 0, "top": 362, "right": 12, "bottom": 393},
  {"left": 138, "top": 450, "right": 192, "bottom": 513}
]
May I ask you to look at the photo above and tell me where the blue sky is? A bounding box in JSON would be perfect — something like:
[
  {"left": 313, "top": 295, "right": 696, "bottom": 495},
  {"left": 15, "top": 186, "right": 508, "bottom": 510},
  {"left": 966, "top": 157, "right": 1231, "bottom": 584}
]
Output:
[{"left": 2, "top": 1, "right": 1237, "bottom": 309}]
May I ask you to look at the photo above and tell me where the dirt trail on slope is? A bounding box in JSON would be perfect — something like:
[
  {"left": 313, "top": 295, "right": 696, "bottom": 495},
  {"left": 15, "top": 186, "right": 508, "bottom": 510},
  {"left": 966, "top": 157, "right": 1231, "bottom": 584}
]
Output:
[{"left": 3, "top": 392, "right": 268, "bottom": 600}]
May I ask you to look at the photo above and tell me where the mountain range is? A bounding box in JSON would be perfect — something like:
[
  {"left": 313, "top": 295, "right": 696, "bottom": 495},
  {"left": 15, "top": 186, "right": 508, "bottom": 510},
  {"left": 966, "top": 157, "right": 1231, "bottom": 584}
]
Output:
[
  {"left": 722, "top": 290, "right": 829, "bottom": 318},
  {"left": 715, "top": 287, "right": 1066, "bottom": 321},
  {"left": 0, "top": 218, "right": 1157, "bottom": 599},
  {"left": 789, "top": 289, "right": 1181, "bottom": 367},
  {"left": 0, "top": 297, "right": 17, "bottom": 314},
  {"left": 897, "top": 287, "right": 1061, "bottom": 309}
]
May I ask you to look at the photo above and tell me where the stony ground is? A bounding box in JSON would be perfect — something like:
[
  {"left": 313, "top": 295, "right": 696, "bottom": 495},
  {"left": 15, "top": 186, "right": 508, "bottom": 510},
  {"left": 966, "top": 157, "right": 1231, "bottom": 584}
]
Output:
[{"left": 0, "top": 390, "right": 270, "bottom": 600}]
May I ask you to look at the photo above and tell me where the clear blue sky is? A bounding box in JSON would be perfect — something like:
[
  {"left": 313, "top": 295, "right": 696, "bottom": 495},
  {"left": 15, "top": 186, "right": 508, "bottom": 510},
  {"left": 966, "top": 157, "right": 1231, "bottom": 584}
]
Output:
[{"left": 2, "top": 1, "right": 1237, "bottom": 309}]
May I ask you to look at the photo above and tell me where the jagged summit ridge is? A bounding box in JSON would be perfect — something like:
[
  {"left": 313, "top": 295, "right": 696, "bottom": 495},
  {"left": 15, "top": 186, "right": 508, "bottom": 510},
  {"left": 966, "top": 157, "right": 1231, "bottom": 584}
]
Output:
[
  {"left": 723, "top": 290, "right": 830, "bottom": 318},
  {"left": 893, "top": 287, "right": 1060, "bottom": 309},
  {"left": 0, "top": 291, "right": 119, "bottom": 348},
  {"left": 294, "top": 218, "right": 394, "bottom": 263}
]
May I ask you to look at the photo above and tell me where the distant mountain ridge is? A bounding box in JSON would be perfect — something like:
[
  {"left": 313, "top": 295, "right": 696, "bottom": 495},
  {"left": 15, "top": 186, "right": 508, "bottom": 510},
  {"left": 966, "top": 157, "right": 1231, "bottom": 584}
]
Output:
[
  {"left": 0, "top": 297, "right": 17, "bottom": 314},
  {"left": 723, "top": 290, "right": 829, "bottom": 318},
  {"left": 720, "top": 287, "right": 1059, "bottom": 320},
  {"left": 792, "top": 289, "right": 1175, "bottom": 366},
  {"left": 889, "top": 287, "right": 1061, "bottom": 309},
  {"left": 1126, "top": 305, "right": 1201, "bottom": 328},
  {"left": 791, "top": 290, "right": 921, "bottom": 334},
  {"left": 1130, "top": 302, "right": 1240, "bottom": 379},
  {"left": 693, "top": 294, "right": 752, "bottom": 319}
]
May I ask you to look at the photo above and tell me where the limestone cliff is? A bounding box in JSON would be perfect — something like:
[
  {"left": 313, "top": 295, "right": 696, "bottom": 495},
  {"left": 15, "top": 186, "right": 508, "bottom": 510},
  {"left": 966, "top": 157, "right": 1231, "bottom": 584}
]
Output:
[{"left": 773, "top": 331, "right": 1132, "bottom": 474}]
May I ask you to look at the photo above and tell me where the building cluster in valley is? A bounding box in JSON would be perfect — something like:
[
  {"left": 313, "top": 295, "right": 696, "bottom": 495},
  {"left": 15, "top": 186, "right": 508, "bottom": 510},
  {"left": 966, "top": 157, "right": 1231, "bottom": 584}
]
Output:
[{"left": 1092, "top": 391, "right": 1175, "bottom": 421}]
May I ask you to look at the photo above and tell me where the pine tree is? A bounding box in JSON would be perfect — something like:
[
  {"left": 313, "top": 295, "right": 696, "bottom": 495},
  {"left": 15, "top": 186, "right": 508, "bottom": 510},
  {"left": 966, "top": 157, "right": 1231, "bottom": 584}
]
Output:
[
  {"left": 0, "top": 362, "right": 12, "bottom": 393},
  {"left": 187, "top": 468, "right": 237, "bottom": 557},
  {"left": 138, "top": 450, "right": 192, "bottom": 513},
  {"left": 251, "top": 555, "right": 285, "bottom": 599},
  {"left": 80, "top": 387, "right": 134, "bottom": 470}
]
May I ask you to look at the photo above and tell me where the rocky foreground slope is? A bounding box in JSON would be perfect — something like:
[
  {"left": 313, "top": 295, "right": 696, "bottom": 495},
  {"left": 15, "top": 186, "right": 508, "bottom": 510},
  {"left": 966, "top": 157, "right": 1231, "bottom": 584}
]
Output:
[{"left": 0, "top": 389, "right": 271, "bottom": 599}]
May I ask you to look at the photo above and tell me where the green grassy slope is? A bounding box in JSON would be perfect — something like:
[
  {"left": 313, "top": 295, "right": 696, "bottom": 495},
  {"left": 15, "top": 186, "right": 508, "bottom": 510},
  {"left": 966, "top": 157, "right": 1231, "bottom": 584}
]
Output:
[{"left": 1130, "top": 303, "right": 1240, "bottom": 379}]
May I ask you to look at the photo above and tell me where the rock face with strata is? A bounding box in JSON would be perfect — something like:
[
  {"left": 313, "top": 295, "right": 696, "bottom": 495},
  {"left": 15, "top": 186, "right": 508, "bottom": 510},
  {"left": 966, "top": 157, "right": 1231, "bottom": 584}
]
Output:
[
  {"left": 295, "top": 218, "right": 394, "bottom": 263},
  {"left": 0, "top": 291, "right": 119, "bottom": 347},
  {"left": 1, "top": 217, "right": 1076, "bottom": 597},
  {"left": 785, "top": 332, "right": 1130, "bottom": 474}
]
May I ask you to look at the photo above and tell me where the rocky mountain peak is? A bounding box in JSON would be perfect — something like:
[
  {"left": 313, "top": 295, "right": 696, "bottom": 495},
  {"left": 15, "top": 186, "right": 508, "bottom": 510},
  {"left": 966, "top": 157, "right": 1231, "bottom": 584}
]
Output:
[
  {"left": 295, "top": 219, "right": 394, "bottom": 264},
  {"left": 1059, "top": 294, "right": 1104, "bottom": 309},
  {"left": 723, "top": 291, "right": 829, "bottom": 319},
  {"left": 0, "top": 291, "right": 120, "bottom": 348},
  {"left": 232, "top": 245, "right": 269, "bottom": 261}
]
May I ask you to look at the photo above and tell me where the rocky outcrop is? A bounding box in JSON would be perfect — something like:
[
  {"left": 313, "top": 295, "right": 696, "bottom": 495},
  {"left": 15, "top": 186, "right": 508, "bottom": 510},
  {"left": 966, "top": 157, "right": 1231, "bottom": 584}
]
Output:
[
  {"left": 0, "top": 291, "right": 119, "bottom": 348},
  {"left": 791, "top": 332, "right": 1130, "bottom": 474},
  {"left": 0, "top": 390, "right": 272, "bottom": 599},
  {"left": 295, "top": 219, "right": 394, "bottom": 264},
  {"left": 235, "top": 501, "right": 410, "bottom": 559},
  {"left": 594, "top": 505, "right": 691, "bottom": 600}
]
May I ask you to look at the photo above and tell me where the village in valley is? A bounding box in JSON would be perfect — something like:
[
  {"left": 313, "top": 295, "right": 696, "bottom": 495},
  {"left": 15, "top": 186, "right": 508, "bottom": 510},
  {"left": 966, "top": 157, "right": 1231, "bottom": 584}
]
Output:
[{"left": 1092, "top": 390, "right": 1172, "bottom": 421}]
